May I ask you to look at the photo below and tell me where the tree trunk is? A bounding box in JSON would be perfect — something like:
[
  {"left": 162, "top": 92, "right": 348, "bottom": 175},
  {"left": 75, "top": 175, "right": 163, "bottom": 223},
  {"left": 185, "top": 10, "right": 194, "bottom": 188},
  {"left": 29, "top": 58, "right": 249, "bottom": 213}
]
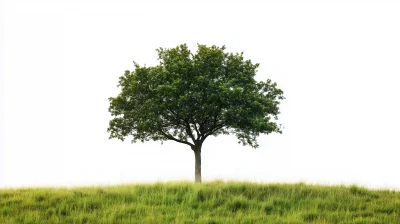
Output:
[{"left": 193, "top": 145, "right": 202, "bottom": 183}]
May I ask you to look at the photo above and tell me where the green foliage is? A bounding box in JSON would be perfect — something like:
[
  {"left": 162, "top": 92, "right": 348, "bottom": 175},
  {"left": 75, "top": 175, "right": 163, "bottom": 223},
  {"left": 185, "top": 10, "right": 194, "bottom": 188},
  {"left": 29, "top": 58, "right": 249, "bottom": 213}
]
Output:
[
  {"left": 1, "top": 182, "right": 400, "bottom": 223},
  {"left": 108, "top": 44, "right": 284, "bottom": 148}
]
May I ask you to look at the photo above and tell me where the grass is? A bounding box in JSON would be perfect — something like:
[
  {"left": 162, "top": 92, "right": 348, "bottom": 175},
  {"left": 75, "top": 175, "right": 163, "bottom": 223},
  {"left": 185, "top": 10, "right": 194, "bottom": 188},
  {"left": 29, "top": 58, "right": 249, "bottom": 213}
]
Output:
[{"left": 1, "top": 181, "right": 399, "bottom": 223}]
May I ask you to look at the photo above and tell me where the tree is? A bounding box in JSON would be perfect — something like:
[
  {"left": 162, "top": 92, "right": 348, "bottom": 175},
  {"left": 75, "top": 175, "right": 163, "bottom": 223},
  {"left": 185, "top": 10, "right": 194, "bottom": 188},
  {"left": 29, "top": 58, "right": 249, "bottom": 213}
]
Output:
[{"left": 108, "top": 44, "right": 284, "bottom": 183}]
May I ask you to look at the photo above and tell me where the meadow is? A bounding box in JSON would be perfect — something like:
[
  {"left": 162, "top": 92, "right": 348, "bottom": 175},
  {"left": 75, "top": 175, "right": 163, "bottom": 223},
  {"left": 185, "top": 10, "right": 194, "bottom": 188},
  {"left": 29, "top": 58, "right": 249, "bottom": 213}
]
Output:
[{"left": 1, "top": 181, "right": 399, "bottom": 223}]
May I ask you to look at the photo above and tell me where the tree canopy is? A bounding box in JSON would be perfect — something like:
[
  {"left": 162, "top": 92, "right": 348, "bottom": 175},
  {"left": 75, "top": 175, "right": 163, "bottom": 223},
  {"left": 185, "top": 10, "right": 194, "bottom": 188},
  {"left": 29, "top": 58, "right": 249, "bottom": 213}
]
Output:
[{"left": 108, "top": 44, "right": 284, "bottom": 182}]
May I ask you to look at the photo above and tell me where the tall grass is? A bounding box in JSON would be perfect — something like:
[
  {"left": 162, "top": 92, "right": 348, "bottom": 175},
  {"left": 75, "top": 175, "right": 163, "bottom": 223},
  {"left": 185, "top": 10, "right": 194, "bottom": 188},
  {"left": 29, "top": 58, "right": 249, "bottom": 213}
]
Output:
[{"left": 1, "top": 181, "right": 399, "bottom": 223}]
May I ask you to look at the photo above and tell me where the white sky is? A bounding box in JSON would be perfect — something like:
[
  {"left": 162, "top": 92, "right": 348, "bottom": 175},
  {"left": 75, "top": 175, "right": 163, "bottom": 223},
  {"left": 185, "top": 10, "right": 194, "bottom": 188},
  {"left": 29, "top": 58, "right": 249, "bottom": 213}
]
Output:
[{"left": 1, "top": 0, "right": 400, "bottom": 189}]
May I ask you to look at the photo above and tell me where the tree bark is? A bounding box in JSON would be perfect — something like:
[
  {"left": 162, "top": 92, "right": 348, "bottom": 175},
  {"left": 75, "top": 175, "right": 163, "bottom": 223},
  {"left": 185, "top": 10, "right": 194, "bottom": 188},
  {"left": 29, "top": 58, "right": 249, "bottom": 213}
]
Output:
[{"left": 193, "top": 145, "right": 202, "bottom": 183}]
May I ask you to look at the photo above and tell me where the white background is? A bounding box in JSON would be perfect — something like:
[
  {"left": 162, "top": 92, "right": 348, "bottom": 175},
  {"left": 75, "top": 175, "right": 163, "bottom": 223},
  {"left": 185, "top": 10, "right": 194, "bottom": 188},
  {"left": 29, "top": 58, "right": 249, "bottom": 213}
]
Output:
[{"left": 1, "top": 0, "right": 400, "bottom": 189}]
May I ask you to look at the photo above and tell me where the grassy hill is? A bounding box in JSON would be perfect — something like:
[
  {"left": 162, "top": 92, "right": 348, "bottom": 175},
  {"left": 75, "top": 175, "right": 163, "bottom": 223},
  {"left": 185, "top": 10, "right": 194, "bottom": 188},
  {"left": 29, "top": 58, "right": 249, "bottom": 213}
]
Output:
[{"left": 1, "top": 181, "right": 399, "bottom": 224}]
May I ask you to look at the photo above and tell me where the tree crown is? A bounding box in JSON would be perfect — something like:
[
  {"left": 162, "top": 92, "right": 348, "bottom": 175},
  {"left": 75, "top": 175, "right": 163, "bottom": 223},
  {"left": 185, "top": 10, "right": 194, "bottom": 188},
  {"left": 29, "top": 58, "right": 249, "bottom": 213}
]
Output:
[{"left": 108, "top": 44, "right": 284, "bottom": 148}]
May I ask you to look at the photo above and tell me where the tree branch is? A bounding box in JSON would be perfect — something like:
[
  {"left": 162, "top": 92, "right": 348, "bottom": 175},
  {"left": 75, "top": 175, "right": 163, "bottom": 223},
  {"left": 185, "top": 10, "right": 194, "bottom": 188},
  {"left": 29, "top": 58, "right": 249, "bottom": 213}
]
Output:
[
  {"left": 201, "top": 123, "right": 225, "bottom": 143},
  {"left": 200, "top": 105, "right": 222, "bottom": 136},
  {"left": 158, "top": 129, "right": 194, "bottom": 147},
  {"left": 193, "top": 122, "right": 200, "bottom": 140},
  {"left": 184, "top": 119, "right": 196, "bottom": 144},
  {"left": 164, "top": 109, "right": 185, "bottom": 128}
]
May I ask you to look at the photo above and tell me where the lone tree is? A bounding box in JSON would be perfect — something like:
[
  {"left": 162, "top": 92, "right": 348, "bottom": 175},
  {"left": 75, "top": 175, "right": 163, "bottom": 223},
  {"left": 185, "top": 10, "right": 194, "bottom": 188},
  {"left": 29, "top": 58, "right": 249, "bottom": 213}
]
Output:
[{"left": 108, "top": 44, "right": 284, "bottom": 183}]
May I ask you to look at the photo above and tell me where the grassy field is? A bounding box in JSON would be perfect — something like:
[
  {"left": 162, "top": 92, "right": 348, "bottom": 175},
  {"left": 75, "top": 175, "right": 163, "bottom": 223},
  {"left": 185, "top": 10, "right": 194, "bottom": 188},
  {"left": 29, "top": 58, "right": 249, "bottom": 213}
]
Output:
[{"left": 1, "top": 181, "right": 399, "bottom": 224}]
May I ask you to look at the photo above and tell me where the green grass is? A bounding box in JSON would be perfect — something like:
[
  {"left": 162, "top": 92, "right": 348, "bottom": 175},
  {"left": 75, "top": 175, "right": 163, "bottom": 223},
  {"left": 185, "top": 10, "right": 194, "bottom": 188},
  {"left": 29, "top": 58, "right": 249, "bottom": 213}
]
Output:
[{"left": 1, "top": 181, "right": 399, "bottom": 223}]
